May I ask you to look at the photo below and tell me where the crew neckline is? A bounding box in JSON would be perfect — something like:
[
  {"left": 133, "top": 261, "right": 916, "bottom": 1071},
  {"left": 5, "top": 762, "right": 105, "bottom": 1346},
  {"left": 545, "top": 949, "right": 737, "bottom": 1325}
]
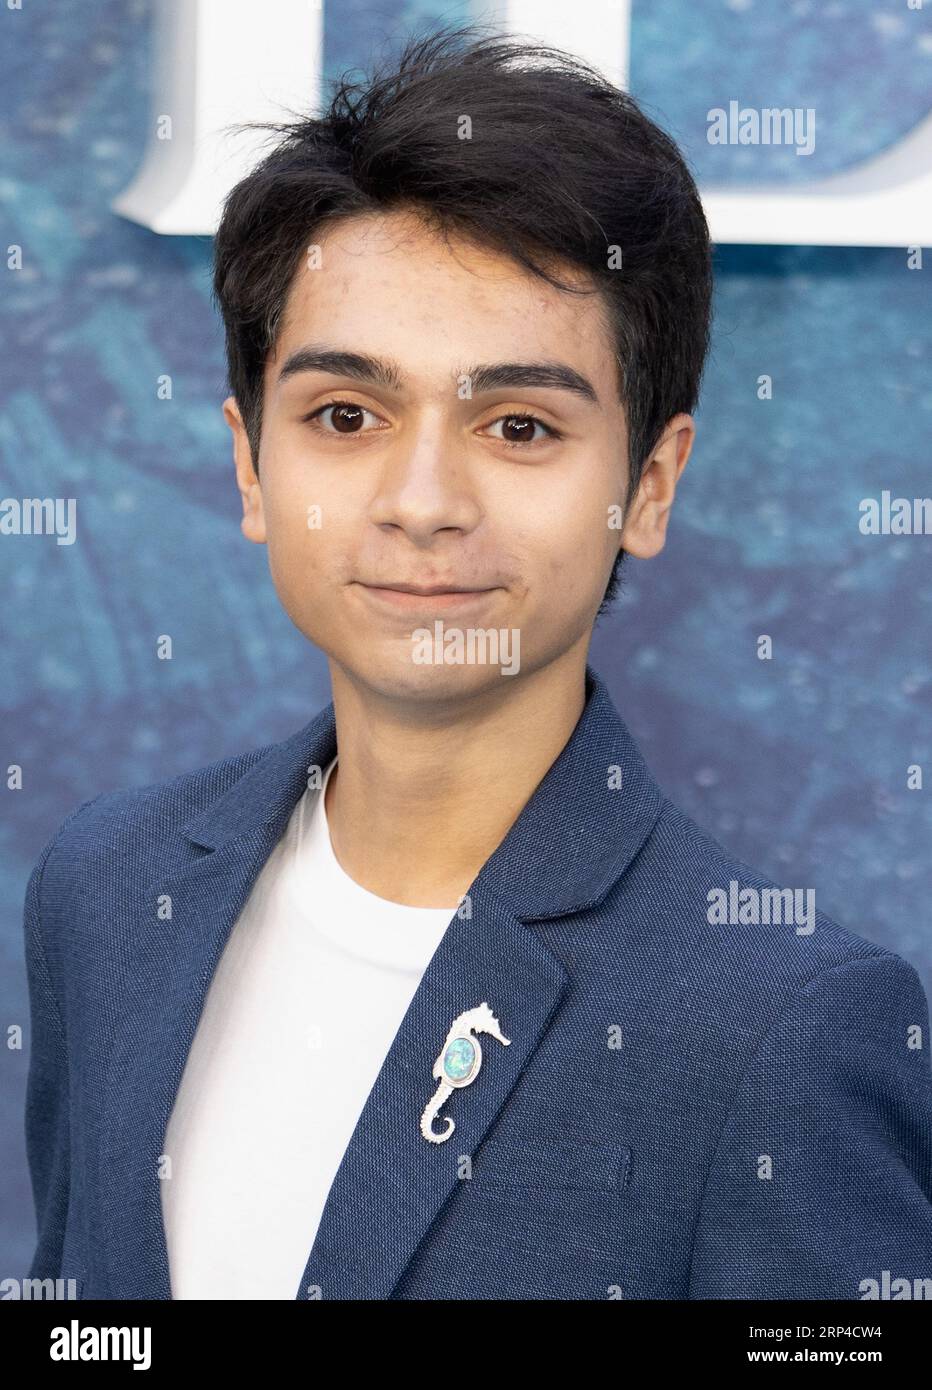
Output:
[{"left": 283, "top": 757, "right": 460, "bottom": 972}]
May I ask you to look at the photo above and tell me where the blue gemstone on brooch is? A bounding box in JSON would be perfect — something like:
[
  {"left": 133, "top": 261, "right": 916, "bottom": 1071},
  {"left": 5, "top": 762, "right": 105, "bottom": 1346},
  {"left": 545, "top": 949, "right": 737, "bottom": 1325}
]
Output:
[{"left": 443, "top": 1036, "right": 476, "bottom": 1082}]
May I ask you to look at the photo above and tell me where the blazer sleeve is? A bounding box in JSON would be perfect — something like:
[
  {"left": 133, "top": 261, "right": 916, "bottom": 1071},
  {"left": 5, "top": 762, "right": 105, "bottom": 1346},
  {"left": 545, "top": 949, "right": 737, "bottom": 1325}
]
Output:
[
  {"left": 22, "top": 795, "right": 102, "bottom": 1280},
  {"left": 688, "top": 952, "right": 932, "bottom": 1299}
]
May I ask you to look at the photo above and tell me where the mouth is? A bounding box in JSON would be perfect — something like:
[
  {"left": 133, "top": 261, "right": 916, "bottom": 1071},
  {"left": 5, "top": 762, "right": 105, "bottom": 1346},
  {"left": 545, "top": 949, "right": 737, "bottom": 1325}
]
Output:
[{"left": 355, "top": 581, "right": 501, "bottom": 611}]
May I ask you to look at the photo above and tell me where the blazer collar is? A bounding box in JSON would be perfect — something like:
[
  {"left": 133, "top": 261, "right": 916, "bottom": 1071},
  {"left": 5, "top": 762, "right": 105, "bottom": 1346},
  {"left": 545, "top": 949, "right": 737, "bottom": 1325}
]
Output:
[
  {"left": 179, "top": 661, "right": 664, "bottom": 920},
  {"left": 97, "top": 662, "right": 665, "bottom": 1300}
]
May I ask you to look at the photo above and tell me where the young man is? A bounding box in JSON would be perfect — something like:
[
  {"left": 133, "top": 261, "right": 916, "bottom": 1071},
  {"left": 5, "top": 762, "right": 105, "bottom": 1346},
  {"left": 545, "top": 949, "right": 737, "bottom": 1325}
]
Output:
[{"left": 24, "top": 26, "right": 932, "bottom": 1301}]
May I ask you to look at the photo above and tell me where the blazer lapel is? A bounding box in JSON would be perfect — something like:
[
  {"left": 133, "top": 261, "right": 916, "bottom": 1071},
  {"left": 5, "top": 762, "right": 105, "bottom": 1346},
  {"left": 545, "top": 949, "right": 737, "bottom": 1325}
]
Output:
[
  {"left": 296, "top": 882, "right": 569, "bottom": 1300},
  {"left": 97, "top": 663, "right": 664, "bottom": 1300}
]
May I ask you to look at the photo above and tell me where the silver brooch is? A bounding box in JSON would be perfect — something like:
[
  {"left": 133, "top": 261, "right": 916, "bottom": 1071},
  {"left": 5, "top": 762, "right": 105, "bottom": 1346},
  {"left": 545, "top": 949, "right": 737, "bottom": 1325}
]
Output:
[{"left": 420, "top": 1002, "right": 511, "bottom": 1143}]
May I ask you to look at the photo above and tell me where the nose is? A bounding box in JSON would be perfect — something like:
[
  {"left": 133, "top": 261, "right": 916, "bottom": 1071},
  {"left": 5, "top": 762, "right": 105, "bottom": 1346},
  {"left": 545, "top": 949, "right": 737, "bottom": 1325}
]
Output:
[{"left": 367, "top": 419, "right": 482, "bottom": 543}]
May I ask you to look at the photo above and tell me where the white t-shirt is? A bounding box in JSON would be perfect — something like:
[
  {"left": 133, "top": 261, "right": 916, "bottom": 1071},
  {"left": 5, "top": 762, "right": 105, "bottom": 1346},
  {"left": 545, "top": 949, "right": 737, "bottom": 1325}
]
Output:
[{"left": 160, "top": 756, "right": 458, "bottom": 1300}]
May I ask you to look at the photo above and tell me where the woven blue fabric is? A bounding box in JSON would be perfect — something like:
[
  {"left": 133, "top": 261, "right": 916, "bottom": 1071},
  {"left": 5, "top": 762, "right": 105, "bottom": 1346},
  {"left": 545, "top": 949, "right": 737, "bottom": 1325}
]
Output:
[{"left": 23, "top": 663, "right": 932, "bottom": 1300}]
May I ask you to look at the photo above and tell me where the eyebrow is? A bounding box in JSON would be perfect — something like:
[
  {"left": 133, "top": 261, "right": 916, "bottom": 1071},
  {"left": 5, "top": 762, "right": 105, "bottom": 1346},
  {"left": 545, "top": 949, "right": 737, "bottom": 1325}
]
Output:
[{"left": 276, "top": 346, "right": 600, "bottom": 405}]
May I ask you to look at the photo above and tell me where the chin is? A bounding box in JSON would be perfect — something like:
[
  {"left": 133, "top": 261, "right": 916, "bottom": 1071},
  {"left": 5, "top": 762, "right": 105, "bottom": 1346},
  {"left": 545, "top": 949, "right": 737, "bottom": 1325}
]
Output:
[{"left": 347, "top": 649, "right": 520, "bottom": 703}]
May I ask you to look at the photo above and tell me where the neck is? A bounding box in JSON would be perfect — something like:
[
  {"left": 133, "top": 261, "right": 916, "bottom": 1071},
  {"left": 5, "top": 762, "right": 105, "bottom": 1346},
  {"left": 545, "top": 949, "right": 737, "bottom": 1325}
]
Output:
[{"left": 323, "top": 643, "right": 590, "bottom": 907}]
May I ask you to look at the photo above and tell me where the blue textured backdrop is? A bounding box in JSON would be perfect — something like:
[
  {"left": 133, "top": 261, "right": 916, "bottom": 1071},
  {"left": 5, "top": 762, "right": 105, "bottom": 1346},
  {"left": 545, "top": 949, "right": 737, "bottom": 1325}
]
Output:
[{"left": 2, "top": 0, "right": 931, "bottom": 1273}]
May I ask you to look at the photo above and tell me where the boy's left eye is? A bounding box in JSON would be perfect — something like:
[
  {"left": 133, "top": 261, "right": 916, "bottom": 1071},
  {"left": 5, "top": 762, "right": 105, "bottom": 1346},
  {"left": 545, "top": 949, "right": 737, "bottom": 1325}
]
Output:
[{"left": 484, "top": 414, "right": 558, "bottom": 448}]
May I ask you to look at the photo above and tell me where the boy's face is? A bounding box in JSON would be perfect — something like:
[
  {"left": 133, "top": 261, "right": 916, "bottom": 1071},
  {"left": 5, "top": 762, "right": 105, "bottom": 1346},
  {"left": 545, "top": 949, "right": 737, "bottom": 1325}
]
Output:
[{"left": 225, "top": 207, "right": 691, "bottom": 702}]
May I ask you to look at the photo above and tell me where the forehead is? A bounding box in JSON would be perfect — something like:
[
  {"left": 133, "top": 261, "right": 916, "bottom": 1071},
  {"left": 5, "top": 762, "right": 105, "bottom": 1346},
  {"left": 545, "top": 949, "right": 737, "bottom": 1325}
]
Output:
[{"left": 266, "top": 208, "right": 617, "bottom": 394}]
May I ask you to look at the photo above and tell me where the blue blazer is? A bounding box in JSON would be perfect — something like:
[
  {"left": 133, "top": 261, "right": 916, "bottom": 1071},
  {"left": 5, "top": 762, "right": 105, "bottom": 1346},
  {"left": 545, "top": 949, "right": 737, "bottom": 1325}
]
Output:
[{"left": 23, "top": 664, "right": 932, "bottom": 1300}]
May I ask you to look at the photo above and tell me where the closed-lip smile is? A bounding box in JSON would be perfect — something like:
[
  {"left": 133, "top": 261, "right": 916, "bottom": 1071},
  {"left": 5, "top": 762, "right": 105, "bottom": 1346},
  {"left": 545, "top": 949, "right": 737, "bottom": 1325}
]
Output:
[
  {"left": 355, "top": 580, "right": 500, "bottom": 609},
  {"left": 363, "top": 581, "right": 495, "bottom": 595}
]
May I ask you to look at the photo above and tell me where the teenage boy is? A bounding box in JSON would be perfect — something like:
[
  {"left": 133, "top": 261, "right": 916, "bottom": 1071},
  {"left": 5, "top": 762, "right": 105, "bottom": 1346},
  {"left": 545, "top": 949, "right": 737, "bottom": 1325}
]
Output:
[{"left": 24, "top": 26, "right": 932, "bottom": 1301}]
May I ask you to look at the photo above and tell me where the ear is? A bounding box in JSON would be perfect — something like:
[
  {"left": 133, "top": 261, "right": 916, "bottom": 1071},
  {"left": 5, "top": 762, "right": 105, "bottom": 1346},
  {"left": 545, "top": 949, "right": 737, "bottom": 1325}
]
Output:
[
  {"left": 619, "top": 413, "right": 695, "bottom": 560},
  {"left": 223, "top": 396, "right": 266, "bottom": 544}
]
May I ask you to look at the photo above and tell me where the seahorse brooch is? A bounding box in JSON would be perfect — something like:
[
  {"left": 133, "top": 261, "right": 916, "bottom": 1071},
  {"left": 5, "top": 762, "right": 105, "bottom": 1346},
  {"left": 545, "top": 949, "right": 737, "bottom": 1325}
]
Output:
[{"left": 419, "top": 1002, "right": 511, "bottom": 1143}]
